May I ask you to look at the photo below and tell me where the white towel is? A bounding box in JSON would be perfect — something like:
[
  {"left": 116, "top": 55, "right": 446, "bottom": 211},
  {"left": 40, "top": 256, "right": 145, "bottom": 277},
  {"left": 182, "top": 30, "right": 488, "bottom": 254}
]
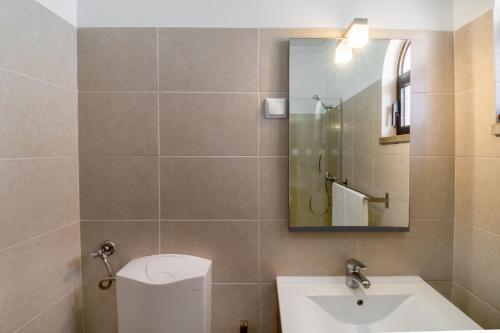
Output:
[
  {"left": 332, "top": 183, "right": 369, "bottom": 226},
  {"left": 332, "top": 183, "right": 344, "bottom": 226}
]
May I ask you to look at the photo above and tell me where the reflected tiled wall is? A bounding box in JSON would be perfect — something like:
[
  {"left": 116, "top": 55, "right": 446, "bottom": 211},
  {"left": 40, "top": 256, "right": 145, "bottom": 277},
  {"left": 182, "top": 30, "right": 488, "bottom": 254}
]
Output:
[
  {"left": 342, "top": 81, "right": 410, "bottom": 227},
  {"left": 0, "top": 0, "right": 81, "bottom": 332},
  {"left": 78, "top": 27, "right": 455, "bottom": 333},
  {"left": 453, "top": 11, "right": 500, "bottom": 328}
]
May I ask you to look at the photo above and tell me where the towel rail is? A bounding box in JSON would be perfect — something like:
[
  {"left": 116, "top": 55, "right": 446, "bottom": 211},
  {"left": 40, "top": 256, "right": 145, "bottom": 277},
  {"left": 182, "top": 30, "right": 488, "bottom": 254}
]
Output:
[{"left": 325, "top": 172, "right": 390, "bottom": 208}]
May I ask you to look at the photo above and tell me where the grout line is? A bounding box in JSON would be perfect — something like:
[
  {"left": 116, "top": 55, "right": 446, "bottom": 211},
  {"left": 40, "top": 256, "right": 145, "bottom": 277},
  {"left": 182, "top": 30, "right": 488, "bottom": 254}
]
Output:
[
  {"left": 162, "top": 155, "right": 287, "bottom": 158},
  {"left": 79, "top": 90, "right": 261, "bottom": 94},
  {"left": 211, "top": 282, "right": 261, "bottom": 285},
  {"left": 11, "top": 287, "right": 79, "bottom": 333},
  {"left": 162, "top": 219, "right": 261, "bottom": 223},
  {"left": 0, "top": 155, "right": 78, "bottom": 161},
  {"left": 156, "top": 27, "right": 162, "bottom": 255},
  {"left": 159, "top": 91, "right": 260, "bottom": 94},
  {"left": 454, "top": 81, "right": 495, "bottom": 95},
  {"left": 454, "top": 281, "right": 500, "bottom": 313},
  {"left": 80, "top": 219, "right": 159, "bottom": 222},
  {"left": 79, "top": 90, "right": 158, "bottom": 94},
  {"left": 410, "top": 218, "right": 454, "bottom": 222},
  {"left": 79, "top": 90, "right": 291, "bottom": 94},
  {"left": 411, "top": 91, "right": 456, "bottom": 95},
  {"left": 81, "top": 219, "right": 262, "bottom": 222},
  {"left": 257, "top": 27, "right": 262, "bottom": 289},
  {"left": 0, "top": 68, "right": 77, "bottom": 93},
  {"left": 409, "top": 155, "right": 456, "bottom": 158},
  {"left": 78, "top": 155, "right": 288, "bottom": 158},
  {"left": 455, "top": 219, "right": 500, "bottom": 237},
  {"left": 0, "top": 221, "right": 79, "bottom": 253},
  {"left": 455, "top": 155, "right": 500, "bottom": 160}
]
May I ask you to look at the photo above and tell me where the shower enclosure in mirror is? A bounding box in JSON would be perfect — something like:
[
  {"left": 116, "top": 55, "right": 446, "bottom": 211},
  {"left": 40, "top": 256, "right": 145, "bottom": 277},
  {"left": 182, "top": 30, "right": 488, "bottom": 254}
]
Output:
[{"left": 289, "top": 38, "right": 411, "bottom": 231}]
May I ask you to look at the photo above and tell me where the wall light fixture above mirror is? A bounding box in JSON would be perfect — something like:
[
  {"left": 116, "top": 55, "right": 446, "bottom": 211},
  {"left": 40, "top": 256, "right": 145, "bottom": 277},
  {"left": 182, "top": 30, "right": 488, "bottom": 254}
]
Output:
[{"left": 335, "top": 18, "right": 369, "bottom": 64}]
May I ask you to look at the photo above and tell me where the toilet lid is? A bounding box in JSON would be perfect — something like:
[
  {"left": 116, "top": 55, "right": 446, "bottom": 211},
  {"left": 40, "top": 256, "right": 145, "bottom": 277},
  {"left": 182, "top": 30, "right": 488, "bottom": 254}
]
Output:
[
  {"left": 116, "top": 254, "right": 212, "bottom": 285},
  {"left": 146, "top": 256, "right": 188, "bottom": 283}
]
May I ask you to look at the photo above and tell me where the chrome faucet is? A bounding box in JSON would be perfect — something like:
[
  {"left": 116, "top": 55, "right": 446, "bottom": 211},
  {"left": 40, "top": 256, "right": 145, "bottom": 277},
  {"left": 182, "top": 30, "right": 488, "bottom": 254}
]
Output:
[{"left": 345, "top": 258, "right": 371, "bottom": 289}]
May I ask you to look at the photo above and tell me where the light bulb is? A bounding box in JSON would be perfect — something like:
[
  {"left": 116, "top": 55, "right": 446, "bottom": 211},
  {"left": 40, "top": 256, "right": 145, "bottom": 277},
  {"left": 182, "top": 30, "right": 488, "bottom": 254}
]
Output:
[
  {"left": 335, "top": 39, "right": 352, "bottom": 64},
  {"left": 347, "top": 18, "right": 369, "bottom": 48}
]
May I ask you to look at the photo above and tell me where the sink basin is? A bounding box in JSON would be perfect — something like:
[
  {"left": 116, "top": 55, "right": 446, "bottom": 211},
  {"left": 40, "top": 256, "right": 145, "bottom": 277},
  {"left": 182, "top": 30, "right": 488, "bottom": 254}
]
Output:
[
  {"left": 277, "top": 276, "right": 481, "bottom": 333},
  {"left": 307, "top": 294, "right": 412, "bottom": 325}
]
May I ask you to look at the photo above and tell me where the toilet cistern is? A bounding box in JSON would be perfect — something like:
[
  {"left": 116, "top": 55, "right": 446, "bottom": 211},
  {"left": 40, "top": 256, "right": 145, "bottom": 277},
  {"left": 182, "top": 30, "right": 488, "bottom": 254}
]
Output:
[{"left": 345, "top": 258, "right": 371, "bottom": 289}]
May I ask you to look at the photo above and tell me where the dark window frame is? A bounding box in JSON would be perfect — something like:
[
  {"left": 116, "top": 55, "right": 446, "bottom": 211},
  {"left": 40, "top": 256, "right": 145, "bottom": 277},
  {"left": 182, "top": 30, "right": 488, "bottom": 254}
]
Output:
[{"left": 396, "top": 41, "right": 411, "bottom": 135}]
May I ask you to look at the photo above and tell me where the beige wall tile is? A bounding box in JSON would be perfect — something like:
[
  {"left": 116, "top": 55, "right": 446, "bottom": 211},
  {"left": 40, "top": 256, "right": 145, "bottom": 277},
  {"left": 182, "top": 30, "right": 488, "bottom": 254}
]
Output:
[
  {"left": 159, "top": 28, "right": 258, "bottom": 92},
  {"left": 0, "top": 0, "right": 77, "bottom": 89},
  {"left": 260, "top": 220, "right": 357, "bottom": 282},
  {"left": 375, "top": 154, "right": 409, "bottom": 202},
  {"left": 352, "top": 155, "right": 375, "bottom": 194},
  {"left": 352, "top": 86, "right": 374, "bottom": 123},
  {"left": 426, "top": 280, "right": 452, "bottom": 300},
  {"left": 455, "top": 11, "right": 495, "bottom": 93},
  {"left": 411, "top": 30, "right": 455, "bottom": 93},
  {"left": 260, "top": 92, "right": 289, "bottom": 156},
  {"left": 353, "top": 120, "right": 374, "bottom": 155},
  {"left": 0, "top": 223, "right": 81, "bottom": 333},
  {"left": 342, "top": 154, "right": 353, "bottom": 184},
  {"left": 0, "top": 71, "right": 78, "bottom": 158},
  {"left": 455, "top": 84, "right": 500, "bottom": 158},
  {"left": 160, "top": 157, "right": 258, "bottom": 219},
  {"left": 410, "top": 156, "right": 454, "bottom": 219},
  {"left": 368, "top": 195, "right": 409, "bottom": 228},
  {"left": 81, "top": 221, "right": 159, "bottom": 284},
  {"left": 160, "top": 93, "right": 258, "bottom": 156},
  {"left": 453, "top": 282, "right": 500, "bottom": 329},
  {"left": 79, "top": 92, "right": 158, "bottom": 156},
  {"left": 456, "top": 157, "right": 500, "bottom": 234},
  {"left": 259, "top": 284, "right": 280, "bottom": 333},
  {"left": 79, "top": 156, "right": 159, "bottom": 220},
  {"left": 260, "top": 157, "right": 289, "bottom": 219},
  {"left": 454, "top": 221, "right": 500, "bottom": 310},
  {"left": 212, "top": 284, "right": 259, "bottom": 333},
  {"left": 82, "top": 283, "right": 118, "bottom": 333},
  {"left": 342, "top": 123, "right": 354, "bottom": 155},
  {"left": 375, "top": 138, "right": 410, "bottom": 156},
  {"left": 259, "top": 29, "right": 343, "bottom": 92},
  {"left": 78, "top": 28, "right": 157, "bottom": 91},
  {"left": 161, "top": 221, "right": 259, "bottom": 283},
  {"left": 0, "top": 158, "right": 79, "bottom": 249},
  {"left": 358, "top": 220, "right": 453, "bottom": 280},
  {"left": 411, "top": 93, "right": 455, "bottom": 156},
  {"left": 15, "top": 287, "right": 83, "bottom": 333}
]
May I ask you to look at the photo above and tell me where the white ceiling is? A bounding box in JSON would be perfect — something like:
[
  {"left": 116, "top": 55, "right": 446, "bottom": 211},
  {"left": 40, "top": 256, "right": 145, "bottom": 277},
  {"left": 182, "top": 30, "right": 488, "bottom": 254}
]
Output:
[
  {"left": 36, "top": 0, "right": 495, "bottom": 31},
  {"left": 35, "top": 0, "right": 77, "bottom": 25}
]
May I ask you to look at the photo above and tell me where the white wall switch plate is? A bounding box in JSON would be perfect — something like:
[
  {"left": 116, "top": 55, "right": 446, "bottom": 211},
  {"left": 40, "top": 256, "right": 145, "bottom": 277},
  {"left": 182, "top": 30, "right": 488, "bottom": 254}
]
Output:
[{"left": 265, "top": 98, "right": 287, "bottom": 119}]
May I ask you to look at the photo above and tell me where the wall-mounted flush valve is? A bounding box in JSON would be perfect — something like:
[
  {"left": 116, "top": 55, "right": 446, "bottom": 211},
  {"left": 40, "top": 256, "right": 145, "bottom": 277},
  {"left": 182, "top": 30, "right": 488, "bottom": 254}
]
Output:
[{"left": 90, "top": 241, "right": 116, "bottom": 290}]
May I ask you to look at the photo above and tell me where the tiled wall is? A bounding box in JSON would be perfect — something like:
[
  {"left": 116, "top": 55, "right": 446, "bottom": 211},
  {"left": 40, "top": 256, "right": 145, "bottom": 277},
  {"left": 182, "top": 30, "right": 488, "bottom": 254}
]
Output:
[
  {"left": 453, "top": 11, "right": 500, "bottom": 328},
  {"left": 342, "top": 80, "right": 410, "bottom": 227},
  {"left": 0, "top": 1, "right": 81, "bottom": 332},
  {"left": 78, "top": 27, "right": 455, "bottom": 332}
]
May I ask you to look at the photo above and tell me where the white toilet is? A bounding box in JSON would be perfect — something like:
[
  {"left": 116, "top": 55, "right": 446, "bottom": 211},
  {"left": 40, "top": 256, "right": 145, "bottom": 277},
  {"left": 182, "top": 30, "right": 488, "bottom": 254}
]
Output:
[{"left": 116, "top": 254, "right": 212, "bottom": 333}]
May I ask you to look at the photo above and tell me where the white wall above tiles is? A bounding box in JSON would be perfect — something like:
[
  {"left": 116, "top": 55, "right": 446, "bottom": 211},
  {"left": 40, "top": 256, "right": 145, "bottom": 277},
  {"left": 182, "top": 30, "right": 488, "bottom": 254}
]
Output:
[
  {"left": 35, "top": 0, "right": 77, "bottom": 25},
  {"left": 453, "top": 0, "right": 495, "bottom": 30},
  {"left": 77, "top": 0, "right": 454, "bottom": 30}
]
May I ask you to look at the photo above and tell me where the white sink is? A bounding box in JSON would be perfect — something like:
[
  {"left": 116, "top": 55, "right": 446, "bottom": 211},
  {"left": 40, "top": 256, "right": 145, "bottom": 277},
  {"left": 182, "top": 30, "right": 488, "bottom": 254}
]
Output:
[{"left": 277, "top": 276, "right": 481, "bottom": 333}]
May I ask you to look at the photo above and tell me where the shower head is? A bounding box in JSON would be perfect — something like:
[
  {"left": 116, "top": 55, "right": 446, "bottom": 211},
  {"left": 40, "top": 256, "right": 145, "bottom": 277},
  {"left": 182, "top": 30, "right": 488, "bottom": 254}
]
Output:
[{"left": 312, "top": 95, "right": 334, "bottom": 111}]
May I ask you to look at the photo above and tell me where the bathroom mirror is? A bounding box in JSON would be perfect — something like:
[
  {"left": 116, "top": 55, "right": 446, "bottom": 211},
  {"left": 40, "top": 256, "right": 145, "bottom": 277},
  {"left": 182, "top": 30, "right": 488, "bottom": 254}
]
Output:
[{"left": 289, "top": 38, "right": 411, "bottom": 231}]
